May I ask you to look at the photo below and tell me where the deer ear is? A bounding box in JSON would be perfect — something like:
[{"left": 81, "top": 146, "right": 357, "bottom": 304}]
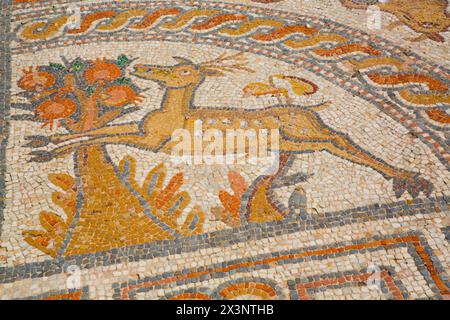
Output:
[
  {"left": 172, "top": 56, "right": 193, "bottom": 65},
  {"left": 201, "top": 67, "right": 225, "bottom": 77}
]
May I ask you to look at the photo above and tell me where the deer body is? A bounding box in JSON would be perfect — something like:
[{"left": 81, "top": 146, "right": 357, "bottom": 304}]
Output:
[{"left": 30, "top": 54, "right": 432, "bottom": 198}]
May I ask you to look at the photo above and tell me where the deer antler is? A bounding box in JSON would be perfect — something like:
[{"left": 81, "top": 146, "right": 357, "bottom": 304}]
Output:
[
  {"left": 200, "top": 52, "right": 247, "bottom": 66},
  {"left": 200, "top": 52, "right": 255, "bottom": 74}
]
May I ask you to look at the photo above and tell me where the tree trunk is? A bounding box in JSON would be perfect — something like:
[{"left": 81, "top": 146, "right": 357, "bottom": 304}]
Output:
[{"left": 63, "top": 146, "right": 173, "bottom": 256}]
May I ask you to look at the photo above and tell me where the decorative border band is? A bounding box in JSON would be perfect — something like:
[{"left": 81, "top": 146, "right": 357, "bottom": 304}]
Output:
[
  {"left": 111, "top": 232, "right": 449, "bottom": 300},
  {"left": 0, "top": 196, "right": 446, "bottom": 285}
]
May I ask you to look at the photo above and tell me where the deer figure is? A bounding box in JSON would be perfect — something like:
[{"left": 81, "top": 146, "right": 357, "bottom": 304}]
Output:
[
  {"left": 340, "top": 0, "right": 450, "bottom": 42},
  {"left": 27, "top": 52, "right": 432, "bottom": 198}
]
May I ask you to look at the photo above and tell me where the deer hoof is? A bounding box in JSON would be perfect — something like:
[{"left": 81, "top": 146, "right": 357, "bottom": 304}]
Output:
[
  {"left": 393, "top": 175, "right": 433, "bottom": 199},
  {"left": 23, "top": 135, "right": 50, "bottom": 148},
  {"left": 28, "top": 150, "right": 54, "bottom": 163}
]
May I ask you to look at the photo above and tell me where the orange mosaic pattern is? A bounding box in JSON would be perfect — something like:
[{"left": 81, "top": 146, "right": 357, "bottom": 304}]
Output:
[
  {"left": 118, "top": 235, "right": 450, "bottom": 299},
  {"left": 41, "top": 291, "right": 84, "bottom": 300},
  {"left": 294, "top": 270, "right": 405, "bottom": 300},
  {"left": 219, "top": 282, "right": 278, "bottom": 300}
]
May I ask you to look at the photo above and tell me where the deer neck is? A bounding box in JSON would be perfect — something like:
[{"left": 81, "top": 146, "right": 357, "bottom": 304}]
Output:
[{"left": 162, "top": 84, "right": 197, "bottom": 115}]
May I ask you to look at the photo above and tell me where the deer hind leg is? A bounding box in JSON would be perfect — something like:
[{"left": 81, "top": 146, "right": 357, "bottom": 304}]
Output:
[
  {"left": 29, "top": 133, "right": 169, "bottom": 162},
  {"left": 280, "top": 138, "right": 400, "bottom": 178},
  {"left": 280, "top": 136, "right": 432, "bottom": 198},
  {"left": 280, "top": 112, "right": 409, "bottom": 179},
  {"left": 326, "top": 133, "right": 410, "bottom": 180}
]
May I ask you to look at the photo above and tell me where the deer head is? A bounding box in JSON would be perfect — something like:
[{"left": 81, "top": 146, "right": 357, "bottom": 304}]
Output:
[
  {"left": 132, "top": 52, "right": 254, "bottom": 89},
  {"left": 387, "top": 0, "right": 450, "bottom": 41},
  {"left": 340, "top": 0, "right": 450, "bottom": 42}
]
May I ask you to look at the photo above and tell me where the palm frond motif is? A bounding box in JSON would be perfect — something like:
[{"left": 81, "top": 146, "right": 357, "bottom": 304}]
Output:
[
  {"left": 117, "top": 156, "right": 205, "bottom": 237},
  {"left": 23, "top": 173, "right": 77, "bottom": 257}
]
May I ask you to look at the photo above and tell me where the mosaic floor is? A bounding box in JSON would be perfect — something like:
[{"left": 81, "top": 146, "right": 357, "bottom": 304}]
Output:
[{"left": 0, "top": 0, "right": 449, "bottom": 300}]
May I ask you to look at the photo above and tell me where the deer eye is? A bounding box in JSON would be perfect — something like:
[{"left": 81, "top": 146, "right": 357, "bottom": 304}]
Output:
[{"left": 178, "top": 69, "right": 191, "bottom": 76}]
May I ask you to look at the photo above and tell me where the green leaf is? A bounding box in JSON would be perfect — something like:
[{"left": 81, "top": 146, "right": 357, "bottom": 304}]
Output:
[
  {"left": 86, "top": 86, "right": 95, "bottom": 96},
  {"left": 117, "top": 54, "right": 129, "bottom": 67},
  {"left": 71, "top": 61, "right": 84, "bottom": 72},
  {"left": 49, "top": 63, "right": 65, "bottom": 71},
  {"left": 114, "top": 77, "right": 132, "bottom": 85}
]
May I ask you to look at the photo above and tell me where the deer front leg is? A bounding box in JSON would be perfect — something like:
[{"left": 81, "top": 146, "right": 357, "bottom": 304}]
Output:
[
  {"left": 29, "top": 133, "right": 170, "bottom": 162},
  {"left": 51, "top": 124, "right": 140, "bottom": 144},
  {"left": 24, "top": 124, "right": 140, "bottom": 148}
]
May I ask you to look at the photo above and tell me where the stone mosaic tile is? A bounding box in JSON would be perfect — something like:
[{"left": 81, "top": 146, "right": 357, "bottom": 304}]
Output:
[{"left": 0, "top": 0, "right": 449, "bottom": 300}]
